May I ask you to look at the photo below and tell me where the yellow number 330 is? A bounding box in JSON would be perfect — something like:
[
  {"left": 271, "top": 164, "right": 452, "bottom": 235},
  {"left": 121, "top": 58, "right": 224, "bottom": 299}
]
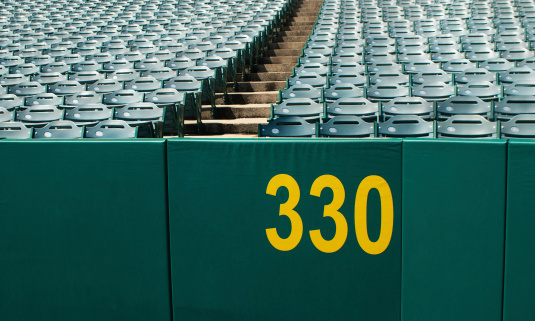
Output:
[{"left": 266, "top": 174, "right": 394, "bottom": 255}]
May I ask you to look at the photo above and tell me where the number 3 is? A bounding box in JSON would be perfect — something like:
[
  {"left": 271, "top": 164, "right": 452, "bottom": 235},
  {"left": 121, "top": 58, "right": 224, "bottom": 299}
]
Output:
[{"left": 265, "top": 174, "right": 303, "bottom": 251}]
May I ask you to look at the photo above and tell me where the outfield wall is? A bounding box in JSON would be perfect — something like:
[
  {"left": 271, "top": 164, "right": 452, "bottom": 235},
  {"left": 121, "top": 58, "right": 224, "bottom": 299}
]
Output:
[{"left": 0, "top": 138, "right": 532, "bottom": 321}]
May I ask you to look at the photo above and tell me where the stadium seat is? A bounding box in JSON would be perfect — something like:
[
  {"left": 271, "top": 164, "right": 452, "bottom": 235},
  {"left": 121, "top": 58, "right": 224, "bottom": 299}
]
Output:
[
  {"left": 33, "top": 120, "right": 83, "bottom": 139},
  {"left": 0, "top": 121, "right": 32, "bottom": 139},
  {"left": 84, "top": 120, "right": 137, "bottom": 138},
  {"left": 113, "top": 102, "right": 165, "bottom": 138},
  {"left": 64, "top": 104, "right": 114, "bottom": 126},
  {"left": 501, "top": 114, "right": 535, "bottom": 138},
  {"left": 378, "top": 115, "right": 434, "bottom": 138},
  {"left": 318, "top": 116, "right": 375, "bottom": 137},
  {"left": 382, "top": 97, "right": 435, "bottom": 120},
  {"left": 271, "top": 98, "right": 324, "bottom": 121},
  {"left": 259, "top": 116, "right": 316, "bottom": 137},
  {"left": 437, "top": 115, "right": 497, "bottom": 138},
  {"left": 437, "top": 96, "right": 492, "bottom": 120}
]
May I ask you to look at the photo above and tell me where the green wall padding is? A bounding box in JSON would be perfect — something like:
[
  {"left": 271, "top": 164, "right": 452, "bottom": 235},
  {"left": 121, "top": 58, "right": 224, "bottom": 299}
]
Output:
[
  {"left": 402, "top": 140, "right": 506, "bottom": 321},
  {"left": 167, "top": 139, "right": 402, "bottom": 321},
  {"left": 503, "top": 140, "right": 535, "bottom": 320},
  {"left": 0, "top": 140, "right": 171, "bottom": 321}
]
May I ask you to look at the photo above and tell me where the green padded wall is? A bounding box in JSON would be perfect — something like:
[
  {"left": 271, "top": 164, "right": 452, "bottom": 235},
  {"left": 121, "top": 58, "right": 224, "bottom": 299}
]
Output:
[
  {"left": 504, "top": 140, "right": 535, "bottom": 320},
  {"left": 168, "top": 139, "right": 402, "bottom": 321},
  {"left": 0, "top": 140, "right": 171, "bottom": 321},
  {"left": 402, "top": 140, "right": 506, "bottom": 321}
]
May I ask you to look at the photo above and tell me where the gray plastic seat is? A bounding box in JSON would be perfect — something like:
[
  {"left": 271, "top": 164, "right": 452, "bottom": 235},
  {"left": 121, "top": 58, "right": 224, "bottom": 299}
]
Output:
[
  {"left": 437, "top": 115, "right": 497, "bottom": 138},
  {"left": 68, "top": 71, "right": 104, "bottom": 84},
  {"left": 504, "top": 80, "right": 535, "bottom": 96},
  {"left": 62, "top": 91, "right": 103, "bottom": 107},
  {"left": 367, "top": 61, "right": 402, "bottom": 74},
  {"left": 84, "top": 120, "right": 137, "bottom": 138},
  {"left": 456, "top": 82, "right": 501, "bottom": 101},
  {"left": 495, "top": 96, "right": 535, "bottom": 120},
  {"left": 64, "top": 104, "right": 113, "bottom": 126},
  {"left": 294, "top": 63, "right": 330, "bottom": 77},
  {"left": 411, "top": 82, "right": 455, "bottom": 101},
  {"left": 0, "top": 106, "right": 13, "bottom": 122},
  {"left": 124, "top": 77, "right": 162, "bottom": 92},
  {"left": 107, "top": 69, "right": 139, "bottom": 82},
  {"left": 501, "top": 114, "right": 535, "bottom": 138},
  {"left": 272, "top": 98, "right": 323, "bottom": 121},
  {"left": 16, "top": 105, "right": 64, "bottom": 127},
  {"left": 103, "top": 89, "right": 143, "bottom": 107},
  {"left": 31, "top": 72, "right": 67, "bottom": 85},
  {"left": 134, "top": 57, "right": 165, "bottom": 71},
  {"left": 140, "top": 67, "right": 177, "bottom": 81},
  {"left": 86, "top": 79, "right": 123, "bottom": 94},
  {"left": 25, "top": 93, "right": 62, "bottom": 107},
  {"left": 412, "top": 70, "right": 452, "bottom": 85},
  {"left": 501, "top": 48, "right": 534, "bottom": 62},
  {"left": 325, "top": 97, "right": 379, "bottom": 121},
  {"left": 480, "top": 58, "right": 515, "bottom": 72},
  {"left": 10, "top": 63, "right": 39, "bottom": 76},
  {"left": 0, "top": 94, "right": 23, "bottom": 110},
  {"left": 259, "top": 116, "right": 316, "bottom": 137},
  {"left": 437, "top": 96, "right": 492, "bottom": 119},
  {"left": 103, "top": 59, "right": 135, "bottom": 72},
  {"left": 367, "top": 84, "right": 409, "bottom": 102},
  {"left": 403, "top": 60, "right": 441, "bottom": 74},
  {"left": 280, "top": 84, "right": 323, "bottom": 102},
  {"left": 382, "top": 97, "right": 434, "bottom": 120},
  {"left": 33, "top": 120, "right": 83, "bottom": 139},
  {"left": 0, "top": 121, "right": 32, "bottom": 138},
  {"left": 324, "top": 83, "right": 364, "bottom": 101},
  {"left": 499, "top": 67, "right": 535, "bottom": 85},
  {"left": 0, "top": 74, "right": 29, "bottom": 87},
  {"left": 113, "top": 102, "right": 165, "bottom": 138},
  {"left": 9, "top": 81, "right": 46, "bottom": 96},
  {"left": 166, "top": 57, "right": 196, "bottom": 71},
  {"left": 41, "top": 62, "right": 70, "bottom": 74},
  {"left": 328, "top": 73, "right": 367, "bottom": 87},
  {"left": 71, "top": 60, "right": 102, "bottom": 72},
  {"left": 442, "top": 59, "right": 477, "bottom": 73},
  {"left": 144, "top": 88, "right": 185, "bottom": 106},
  {"left": 455, "top": 68, "right": 496, "bottom": 84},
  {"left": 47, "top": 81, "right": 84, "bottom": 96},
  {"left": 318, "top": 116, "right": 375, "bottom": 137},
  {"left": 369, "top": 72, "right": 409, "bottom": 86},
  {"left": 288, "top": 73, "right": 326, "bottom": 88},
  {"left": 378, "top": 115, "right": 434, "bottom": 137}
]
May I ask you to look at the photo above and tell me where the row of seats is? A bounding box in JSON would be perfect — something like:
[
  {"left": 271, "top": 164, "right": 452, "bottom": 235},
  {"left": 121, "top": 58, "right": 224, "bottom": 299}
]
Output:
[
  {"left": 0, "top": 120, "right": 138, "bottom": 139},
  {"left": 260, "top": 114, "right": 535, "bottom": 138},
  {"left": 0, "top": 103, "right": 167, "bottom": 137},
  {"left": 270, "top": 96, "right": 535, "bottom": 120}
]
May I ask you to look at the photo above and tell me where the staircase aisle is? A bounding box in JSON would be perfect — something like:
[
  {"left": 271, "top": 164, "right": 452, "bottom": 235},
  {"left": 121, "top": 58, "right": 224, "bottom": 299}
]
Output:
[{"left": 184, "top": 0, "right": 323, "bottom": 137}]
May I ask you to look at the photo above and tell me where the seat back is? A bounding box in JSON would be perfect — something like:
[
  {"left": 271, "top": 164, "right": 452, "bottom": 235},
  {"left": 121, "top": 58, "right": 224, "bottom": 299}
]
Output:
[
  {"left": 378, "top": 115, "right": 434, "bottom": 137},
  {"left": 33, "top": 120, "right": 83, "bottom": 139},
  {"left": 437, "top": 115, "right": 497, "bottom": 138},
  {"left": 84, "top": 120, "right": 137, "bottom": 138},
  {"left": 501, "top": 114, "right": 535, "bottom": 138},
  {"left": 318, "top": 116, "right": 375, "bottom": 137},
  {"left": 0, "top": 121, "right": 32, "bottom": 139},
  {"left": 259, "top": 116, "right": 316, "bottom": 137}
]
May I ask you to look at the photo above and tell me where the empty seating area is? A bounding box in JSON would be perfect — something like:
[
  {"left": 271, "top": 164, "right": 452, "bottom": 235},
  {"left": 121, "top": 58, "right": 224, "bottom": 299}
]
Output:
[
  {"left": 0, "top": 0, "right": 293, "bottom": 138},
  {"left": 260, "top": 0, "right": 535, "bottom": 138}
]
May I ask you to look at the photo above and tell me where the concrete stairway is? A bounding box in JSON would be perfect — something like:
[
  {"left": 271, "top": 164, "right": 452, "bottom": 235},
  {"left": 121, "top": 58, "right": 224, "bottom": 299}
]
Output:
[{"left": 184, "top": 0, "right": 322, "bottom": 137}]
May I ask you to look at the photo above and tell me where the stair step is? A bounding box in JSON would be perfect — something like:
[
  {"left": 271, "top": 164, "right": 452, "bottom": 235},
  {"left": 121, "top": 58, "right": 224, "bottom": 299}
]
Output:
[
  {"left": 254, "top": 64, "right": 295, "bottom": 73},
  {"left": 217, "top": 92, "right": 279, "bottom": 104},
  {"left": 184, "top": 118, "right": 268, "bottom": 135},
  {"left": 246, "top": 72, "right": 291, "bottom": 81},
  {"left": 289, "top": 16, "right": 318, "bottom": 22},
  {"left": 260, "top": 56, "right": 299, "bottom": 64},
  {"left": 276, "top": 35, "right": 310, "bottom": 42},
  {"left": 279, "top": 30, "right": 313, "bottom": 37},
  {"left": 265, "top": 49, "right": 303, "bottom": 56},
  {"left": 269, "top": 42, "right": 306, "bottom": 50},
  {"left": 202, "top": 104, "right": 271, "bottom": 119},
  {"left": 230, "top": 81, "right": 287, "bottom": 92},
  {"left": 287, "top": 21, "right": 316, "bottom": 27}
]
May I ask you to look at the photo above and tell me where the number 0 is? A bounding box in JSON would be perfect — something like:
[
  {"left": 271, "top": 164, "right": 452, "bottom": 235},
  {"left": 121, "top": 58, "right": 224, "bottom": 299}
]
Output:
[{"left": 354, "top": 175, "right": 394, "bottom": 255}]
